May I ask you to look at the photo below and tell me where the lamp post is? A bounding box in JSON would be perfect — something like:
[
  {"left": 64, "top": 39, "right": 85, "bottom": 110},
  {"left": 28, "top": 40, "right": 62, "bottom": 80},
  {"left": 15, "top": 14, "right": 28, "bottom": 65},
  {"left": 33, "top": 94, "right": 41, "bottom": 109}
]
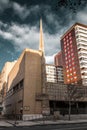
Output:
[
  {"left": 20, "top": 107, "right": 23, "bottom": 120},
  {"left": 14, "top": 102, "right": 17, "bottom": 125},
  {"left": 67, "top": 84, "right": 71, "bottom": 121},
  {"left": 68, "top": 98, "right": 71, "bottom": 120}
]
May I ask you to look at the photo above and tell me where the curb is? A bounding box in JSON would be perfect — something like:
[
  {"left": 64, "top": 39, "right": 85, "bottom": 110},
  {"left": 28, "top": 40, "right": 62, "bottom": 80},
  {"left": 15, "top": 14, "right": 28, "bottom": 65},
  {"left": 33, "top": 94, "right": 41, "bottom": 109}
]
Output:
[
  {"left": 3, "top": 120, "right": 87, "bottom": 127},
  {"left": 15, "top": 121, "right": 87, "bottom": 128}
]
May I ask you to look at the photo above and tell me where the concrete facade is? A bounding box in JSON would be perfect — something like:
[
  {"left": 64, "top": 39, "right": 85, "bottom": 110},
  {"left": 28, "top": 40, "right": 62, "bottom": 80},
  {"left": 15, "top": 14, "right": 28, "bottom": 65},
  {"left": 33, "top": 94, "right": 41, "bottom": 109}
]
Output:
[
  {"left": 61, "top": 23, "right": 87, "bottom": 85},
  {"left": 3, "top": 49, "right": 45, "bottom": 120},
  {"left": 46, "top": 64, "right": 64, "bottom": 83},
  {"left": 0, "top": 61, "right": 16, "bottom": 92},
  {"left": 0, "top": 61, "right": 16, "bottom": 114}
]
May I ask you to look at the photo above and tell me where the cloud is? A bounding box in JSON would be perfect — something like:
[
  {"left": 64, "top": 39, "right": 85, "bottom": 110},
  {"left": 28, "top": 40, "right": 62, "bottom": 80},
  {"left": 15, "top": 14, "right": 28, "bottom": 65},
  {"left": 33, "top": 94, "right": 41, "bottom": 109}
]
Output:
[
  {"left": 0, "top": 0, "right": 10, "bottom": 12},
  {"left": 12, "top": 2, "right": 29, "bottom": 20},
  {"left": 0, "top": 0, "right": 40, "bottom": 20},
  {"left": 0, "top": 3, "right": 76, "bottom": 64},
  {"left": 0, "top": 20, "right": 62, "bottom": 63},
  {"left": 12, "top": 2, "right": 40, "bottom": 20},
  {"left": 44, "top": 32, "right": 61, "bottom": 55},
  {"left": 0, "top": 22, "right": 39, "bottom": 50},
  {"left": 2, "top": 2, "right": 87, "bottom": 64},
  {"left": 76, "top": 5, "right": 87, "bottom": 24}
]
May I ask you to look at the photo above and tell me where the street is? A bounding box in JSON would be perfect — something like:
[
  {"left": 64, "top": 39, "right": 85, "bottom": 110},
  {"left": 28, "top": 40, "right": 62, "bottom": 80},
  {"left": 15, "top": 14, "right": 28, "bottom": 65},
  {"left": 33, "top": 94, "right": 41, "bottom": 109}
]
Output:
[{"left": 1, "top": 123, "right": 87, "bottom": 130}]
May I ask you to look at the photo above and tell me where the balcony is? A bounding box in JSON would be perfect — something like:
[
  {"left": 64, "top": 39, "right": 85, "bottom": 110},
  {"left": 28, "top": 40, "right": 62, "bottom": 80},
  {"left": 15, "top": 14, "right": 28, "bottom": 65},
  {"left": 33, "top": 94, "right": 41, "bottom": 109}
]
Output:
[
  {"left": 77, "top": 46, "right": 87, "bottom": 50},
  {"left": 82, "top": 75, "right": 87, "bottom": 79},
  {"left": 79, "top": 60, "right": 87, "bottom": 64}
]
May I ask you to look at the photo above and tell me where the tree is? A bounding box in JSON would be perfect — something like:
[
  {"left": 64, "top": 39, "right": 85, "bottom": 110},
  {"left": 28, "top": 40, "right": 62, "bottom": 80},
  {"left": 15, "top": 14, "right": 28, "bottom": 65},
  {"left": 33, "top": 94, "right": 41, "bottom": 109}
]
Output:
[{"left": 67, "top": 84, "right": 86, "bottom": 120}]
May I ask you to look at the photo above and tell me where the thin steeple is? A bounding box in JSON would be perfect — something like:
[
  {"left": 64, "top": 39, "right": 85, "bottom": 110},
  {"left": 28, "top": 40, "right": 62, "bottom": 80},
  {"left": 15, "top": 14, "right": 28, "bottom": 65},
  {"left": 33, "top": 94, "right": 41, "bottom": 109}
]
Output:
[{"left": 39, "top": 19, "right": 44, "bottom": 53}]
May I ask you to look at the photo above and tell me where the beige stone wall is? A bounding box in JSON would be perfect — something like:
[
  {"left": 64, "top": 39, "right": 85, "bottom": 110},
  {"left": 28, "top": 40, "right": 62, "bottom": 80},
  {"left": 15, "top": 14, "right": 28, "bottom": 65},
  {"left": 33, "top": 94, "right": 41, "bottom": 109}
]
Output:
[
  {"left": 0, "top": 61, "right": 16, "bottom": 104},
  {"left": 7, "top": 52, "right": 25, "bottom": 91},
  {"left": 23, "top": 50, "right": 42, "bottom": 115},
  {"left": 4, "top": 49, "right": 42, "bottom": 116},
  {"left": 0, "top": 62, "right": 16, "bottom": 92},
  {"left": 4, "top": 50, "right": 25, "bottom": 115}
]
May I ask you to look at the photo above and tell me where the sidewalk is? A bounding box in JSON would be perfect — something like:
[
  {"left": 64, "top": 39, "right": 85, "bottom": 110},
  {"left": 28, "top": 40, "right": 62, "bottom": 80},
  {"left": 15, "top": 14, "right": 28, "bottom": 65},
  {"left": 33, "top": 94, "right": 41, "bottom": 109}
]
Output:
[
  {"left": 0, "top": 121, "right": 13, "bottom": 127},
  {"left": 4, "top": 119, "right": 87, "bottom": 127}
]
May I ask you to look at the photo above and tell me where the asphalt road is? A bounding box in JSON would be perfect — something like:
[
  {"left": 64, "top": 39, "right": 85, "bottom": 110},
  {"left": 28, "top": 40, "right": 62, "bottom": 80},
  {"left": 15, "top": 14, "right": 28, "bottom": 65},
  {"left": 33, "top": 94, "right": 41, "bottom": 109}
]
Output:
[{"left": 1, "top": 123, "right": 87, "bottom": 130}]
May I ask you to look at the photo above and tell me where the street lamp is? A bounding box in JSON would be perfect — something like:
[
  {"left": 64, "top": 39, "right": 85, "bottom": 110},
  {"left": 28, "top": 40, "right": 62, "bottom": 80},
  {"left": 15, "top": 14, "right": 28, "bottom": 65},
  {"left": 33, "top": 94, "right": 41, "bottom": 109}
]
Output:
[{"left": 20, "top": 107, "right": 23, "bottom": 120}]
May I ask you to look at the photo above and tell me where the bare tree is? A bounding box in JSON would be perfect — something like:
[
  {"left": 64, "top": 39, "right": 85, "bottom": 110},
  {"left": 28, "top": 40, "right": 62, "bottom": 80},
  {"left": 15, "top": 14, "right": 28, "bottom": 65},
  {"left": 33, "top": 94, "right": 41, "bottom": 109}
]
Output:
[{"left": 67, "top": 84, "right": 86, "bottom": 120}]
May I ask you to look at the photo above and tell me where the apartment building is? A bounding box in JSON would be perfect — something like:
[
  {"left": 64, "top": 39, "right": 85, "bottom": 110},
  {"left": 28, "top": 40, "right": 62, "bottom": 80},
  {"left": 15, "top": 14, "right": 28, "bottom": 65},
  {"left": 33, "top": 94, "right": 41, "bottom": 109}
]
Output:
[
  {"left": 61, "top": 23, "right": 87, "bottom": 86},
  {"left": 46, "top": 64, "right": 64, "bottom": 83}
]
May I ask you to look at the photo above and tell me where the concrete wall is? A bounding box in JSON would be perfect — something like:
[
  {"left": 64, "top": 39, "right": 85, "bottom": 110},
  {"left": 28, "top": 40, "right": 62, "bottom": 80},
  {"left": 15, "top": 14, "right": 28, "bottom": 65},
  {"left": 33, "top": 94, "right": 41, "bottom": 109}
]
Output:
[
  {"left": 4, "top": 50, "right": 25, "bottom": 116},
  {"left": 7, "top": 52, "right": 25, "bottom": 91},
  {"left": 4, "top": 49, "right": 43, "bottom": 119},
  {"left": 23, "top": 50, "right": 42, "bottom": 115}
]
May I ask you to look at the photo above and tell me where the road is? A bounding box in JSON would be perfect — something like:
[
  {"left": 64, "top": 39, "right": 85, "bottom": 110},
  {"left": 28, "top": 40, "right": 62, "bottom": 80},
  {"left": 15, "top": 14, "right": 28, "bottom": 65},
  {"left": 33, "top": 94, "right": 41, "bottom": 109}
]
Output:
[{"left": 1, "top": 123, "right": 87, "bottom": 130}]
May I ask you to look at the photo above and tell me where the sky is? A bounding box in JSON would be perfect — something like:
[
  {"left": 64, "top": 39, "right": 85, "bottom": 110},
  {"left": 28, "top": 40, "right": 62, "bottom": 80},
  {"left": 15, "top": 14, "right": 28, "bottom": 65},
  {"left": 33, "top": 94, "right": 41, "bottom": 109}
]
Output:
[{"left": 0, "top": 0, "right": 87, "bottom": 71}]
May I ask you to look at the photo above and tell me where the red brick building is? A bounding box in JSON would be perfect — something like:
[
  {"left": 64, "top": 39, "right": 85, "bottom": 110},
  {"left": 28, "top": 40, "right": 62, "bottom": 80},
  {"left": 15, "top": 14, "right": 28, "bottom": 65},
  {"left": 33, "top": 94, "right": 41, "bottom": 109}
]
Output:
[
  {"left": 61, "top": 23, "right": 87, "bottom": 85},
  {"left": 54, "top": 51, "right": 63, "bottom": 67}
]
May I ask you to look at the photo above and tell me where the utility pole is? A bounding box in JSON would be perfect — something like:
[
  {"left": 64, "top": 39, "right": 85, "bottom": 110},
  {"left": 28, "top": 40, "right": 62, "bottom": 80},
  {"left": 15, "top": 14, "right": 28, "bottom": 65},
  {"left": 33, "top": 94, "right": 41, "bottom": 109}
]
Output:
[
  {"left": 68, "top": 99, "right": 71, "bottom": 120},
  {"left": 67, "top": 84, "right": 71, "bottom": 120},
  {"left": 14, "top": 102, "right": 17, "bottom": 126}
]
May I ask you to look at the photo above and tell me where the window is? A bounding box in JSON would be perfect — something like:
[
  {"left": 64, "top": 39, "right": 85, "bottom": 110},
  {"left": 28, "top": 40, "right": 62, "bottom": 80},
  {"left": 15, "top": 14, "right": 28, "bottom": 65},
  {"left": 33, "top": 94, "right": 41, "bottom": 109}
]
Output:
[
  {"left": 70, "top": 68, "right": 72, "bottom": 71},
  {"left": 70, "top": 44, "right": 73, "bottom": 48},
  {"left": 69, "top": 59, "right": 71, "bottom": 62},
  {"left": 72, "top": 57, "right": 74, "bottom": 60},
  {"left": 68, "top": 51, "right": 70, "bottom": 54},
  {"left": 73, "top": 67, "right": 75, "bottom": 70},
  {"left": 69, "top": 33, "right": 71, "bottom": 36},
  {"left": 64, "top": 45, "right": 66, "bottom": 49},
  {"left": 70, "top": 40, "right": 72, "bottom": 44},
  {"left": 64, "top": 38, "right": 65, "bottom": 41},
  {"left": 67, "top": 43, "right": 69, "bottom": 46},
  {"left": 67, "top": 70, "right": 69, "bottom": 72},
  {"left": 73, "top": 71, "right": 76, "bottom": 74},
  {"left": 74, "top": 76, "right": 77, "bottom": 79},
  {"left": 66, "top": 36, "right": 68, "bottom": 39},
  {"left": 64, "top": 41, "right": 66, "bottom": 44},
  {"left": 65, "top": 53, "right": 67, "bottom": 56},
  {"left": 70, "top": 73, "right": 72, "bottom": 76},
  {"left": 67, "top": 79, "right": 70, "bottom": 82},
  {"left": 71, "top": 49, "right": 73, "bottom": 52},
  {"left": 66, "top": 61, "right": 68, "bottom": 64},
  {"left": 67, "top": 74, "right": 69, "bottom": 77},
  {"left": 71, "top": 53, "right": 74, "bottom": 56},
  {"left": 64, "top": 49, "right": 66, "bottom": 52},
  {"left": 66, "top": 66, "right": 68, "bottom": 68},
  {"left": 67, "top": 39, "right": 69, "bottom": 42},
  {"left": 72, "top": 62, "right": 75, "bottom": 65},
  {"left": 68, "top": 55, "right": 70, "bottom": 58},
  {"left": 69, "top": 64, "right": 71, "bottom": 67},
  {"left": 65, "top": 57, "right": 67, "bottom": 60}
]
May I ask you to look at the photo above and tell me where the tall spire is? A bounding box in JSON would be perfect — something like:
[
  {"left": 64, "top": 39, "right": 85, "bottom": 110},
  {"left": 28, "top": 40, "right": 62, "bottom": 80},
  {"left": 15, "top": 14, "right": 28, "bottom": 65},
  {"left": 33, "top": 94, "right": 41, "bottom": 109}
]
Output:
[{"left": 39, "top": 19, "right": 44, "bottom": 53}]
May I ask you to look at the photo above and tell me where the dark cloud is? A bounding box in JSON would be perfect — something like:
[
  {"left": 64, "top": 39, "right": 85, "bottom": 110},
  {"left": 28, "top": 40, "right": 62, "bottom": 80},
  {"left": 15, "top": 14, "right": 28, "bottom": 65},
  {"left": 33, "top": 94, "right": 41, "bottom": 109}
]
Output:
[{"left": 0, "top": 0, "right": 87, "bottom": 71}]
